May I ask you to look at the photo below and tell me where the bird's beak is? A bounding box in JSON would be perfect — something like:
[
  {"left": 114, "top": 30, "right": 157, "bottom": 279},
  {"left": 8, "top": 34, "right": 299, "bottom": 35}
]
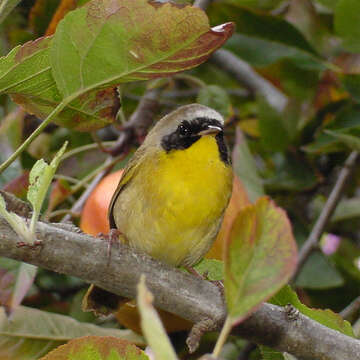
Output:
[{"left": 198, "top": 124, "right": 223, "bottom": 136}]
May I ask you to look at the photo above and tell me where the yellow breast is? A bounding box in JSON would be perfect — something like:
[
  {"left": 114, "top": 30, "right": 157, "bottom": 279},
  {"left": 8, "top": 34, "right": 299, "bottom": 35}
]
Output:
[{"left": 114, "top": 135, "right": 233, "bottom": 266}]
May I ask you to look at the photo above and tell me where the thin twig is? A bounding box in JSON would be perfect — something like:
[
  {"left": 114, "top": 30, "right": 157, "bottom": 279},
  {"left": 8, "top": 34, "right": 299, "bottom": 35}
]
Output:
[
  {"left": 293, "top": 151, "right": 358, "bottom": 279},
  {"left": 48, "top": 209, "right": 80, "bottom": 220},
  {"left": 91, "top": 131, "right": 114, "bottom": 154},
  {"left": 69, "top": 155, "right": 124, "bottom": 194},
  {"left": 353, "top": 317, "right": 360, "bottom": 338},
  {"left": 61, "top": 141, "right": 116, "bottom": 161},
  {"left": 61, "top": 156, "right": 115, "bottom": 223},
  {"left": 0, "top": 102, "right": 67, "bottom": 174},
  {"left": 340, "top": 295, "right": 360, "bottom": 321},
  {"left": 53, "top": 174, "right": 81, "bottom": 185}
]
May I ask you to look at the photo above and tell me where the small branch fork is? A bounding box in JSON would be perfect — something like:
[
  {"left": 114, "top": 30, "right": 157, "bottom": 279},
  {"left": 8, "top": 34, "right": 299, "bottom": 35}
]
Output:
[{"left": 0, "top": 201, "right": 360, "bottom": 360}]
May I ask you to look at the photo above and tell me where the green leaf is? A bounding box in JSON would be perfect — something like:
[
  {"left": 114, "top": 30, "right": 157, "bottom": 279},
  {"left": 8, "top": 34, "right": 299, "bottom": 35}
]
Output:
[
  {"left": 232, "top": 128, "right": 264, "bottom": 202},
  {"left": 258, "top": 98, "right": 290, "bottom": 152},
  {"left": 260, "top": 346, "right": 296, "bottom": 360},
  {"left": 0, "top": 259, "right": 37, "bottom": 315},
  {"left": 209, "top": 4, "right": 323, "bottom": 69},
  {"left": 331, "top": 238, "right": 360, "bottom": 283},
  {"left": 214, "top": 4, "right": 316, "bottom": 53},
  {"left": 193, "top": 258, "right": 224, "bottom": 281},
  {"left": 264, "top": 153, "right": 318, "bottom": 192},
  {"left": 27, "top": 141, "right": 67, "bottom": 234},
  {"left": 0, "top": 306, "right": 145, "bottom": 360},
  {"left": 27, "top": 159, "right": 48, "bottom": 215},
  {"left": 0, "top": 0, "right": 22, "bottom": 25},
  {"left": 0, "top": 0, "right": 233, "bottom": 131},
  {"left": 315, "top": 0, "right": 339, "bottom": 9},
  {"left": 197, "top": 85, "right": 232, "bottom": 119},
  {"left": 302, "top": 133, "right": 347, "bottom": 154},
  {"left": 324, "top": 129, "right": 360, "bottom": 151},
  {"left": 270, "top": 285, "right": 354, "bottom": 337},
  {"left": 137, "top": 276, "right": 178, "bottom": 360},
  {"left": 0, "top": 108, "right": 25, "bottom": 152},
  {"left": 0, "top": 37, "right": 118, "bottom": 131},
  {"left": 0, "top": 37, "right": 53, "bottom": 102},
  {"left": 225, "top": 33, "right": 322, "bottom": 70},
  {"left": 335, "top": 0, "right": 360, "bottom": 53},
  {"left": 51, "top": 0, "right": 234, "bottom": 98},
  {"left": 342, "top": 73, "right": 360, "bottom": 102},
  {"left": 224, "top": 197, "right": 298, "bottom": 323},
  {"left": 332, "top": 198, "right": 360, "bottom": 222},
  {"left": 8, "top": 263, "right": 37, "bottom": 313},
  {"left": 40, "top": 336, "right": 148, "bottom": 360},
  {"left": 303, "top": 104, "right": 360, "bottom": 153},
  {"left": 295, "top": 251, "right": 344, "bottom": 289},
  {"left": 0, "top": 193, "right": 34, "bottom": 243},
  {"left": 326, "top": 104, "right": 360, "bottom": 130},
  {"left": 0, "top": 136, "right": 22, "bottom": 188}
]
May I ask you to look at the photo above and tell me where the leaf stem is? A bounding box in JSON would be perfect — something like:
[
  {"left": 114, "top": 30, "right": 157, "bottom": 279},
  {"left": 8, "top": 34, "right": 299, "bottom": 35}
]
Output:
[
  {"left": 69, "top": 154, "right": 122, "bottom": 194},
  {"left": 0, "top": 101, "right": 67, "bottom": 174},
  {"left": 173, "top": 73, "right": 206, "bottom": 88},
  {"left": 212, "top": 316, "right": 233, "bottom": 358},
  {"left": 29, "top": 210, "right": 38, "bottom": 237},
  {"left": 47, "top": 209, "right": 80, "bottom": 220},
  {"left": 61, "top": 141, "right": 116, "bottom": 161}
]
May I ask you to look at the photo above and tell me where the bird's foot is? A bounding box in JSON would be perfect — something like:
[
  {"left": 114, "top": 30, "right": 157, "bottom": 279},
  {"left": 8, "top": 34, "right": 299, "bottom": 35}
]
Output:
[
  {"left": 185, "top": 266, "right": 224, "bottom": 296},
  {"left": 97, "top": 228, "right": 123, "bottom": 266},
  {"left": 187, "top": 318, "right": 217, "bottom": 353}
]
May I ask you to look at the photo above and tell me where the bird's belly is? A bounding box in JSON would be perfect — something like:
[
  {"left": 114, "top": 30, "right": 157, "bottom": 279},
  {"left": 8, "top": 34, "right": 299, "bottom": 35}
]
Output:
[{"left": 114, "top": 136, "right": 233, "bottom": 266}]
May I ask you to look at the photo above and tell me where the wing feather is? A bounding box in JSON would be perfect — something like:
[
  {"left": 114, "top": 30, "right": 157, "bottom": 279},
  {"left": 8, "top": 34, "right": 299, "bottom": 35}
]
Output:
[{"left": 108, "top": 146, "right": 147, "bottom": 228}]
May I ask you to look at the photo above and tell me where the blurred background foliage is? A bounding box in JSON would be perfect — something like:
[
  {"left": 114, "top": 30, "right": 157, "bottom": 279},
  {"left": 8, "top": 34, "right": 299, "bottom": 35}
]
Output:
[{"left": 1, "top": 0, "right": 360, "bottom": 359}]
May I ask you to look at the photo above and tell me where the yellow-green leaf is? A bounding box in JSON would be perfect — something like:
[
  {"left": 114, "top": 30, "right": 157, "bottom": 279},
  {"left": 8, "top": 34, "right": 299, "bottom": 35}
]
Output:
[
  {"left": 50, "top": 0, "right": 234, "bottom": 97},
  {"left": 0, "top": 306, "right": 144, "bottom": 360},
  {"left": 137, "top": 276, "right": 178, "bottom": 360},
  {"left": 270, "top": 285, "right": 354, "bottom": 337},
  {"left": 224, "top": 197, "right": 298, "bottom": 323},
  {"left": 40, "top": 336, "right": 148, "bottom": 360}
]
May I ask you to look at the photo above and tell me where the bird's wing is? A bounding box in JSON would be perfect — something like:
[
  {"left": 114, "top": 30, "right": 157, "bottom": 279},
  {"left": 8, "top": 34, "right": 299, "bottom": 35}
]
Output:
[{"left": 108, "top": 146, "right": 147, "bottom": 228}]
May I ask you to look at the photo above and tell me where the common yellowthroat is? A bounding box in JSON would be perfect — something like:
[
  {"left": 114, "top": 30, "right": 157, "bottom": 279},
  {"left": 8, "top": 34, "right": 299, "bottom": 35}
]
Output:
[
  {"left": 83, "top": 104, "right": 233, "bottom": 315},
  {"left": 109, "top": 104, "right": 233, "bottom": 267}
]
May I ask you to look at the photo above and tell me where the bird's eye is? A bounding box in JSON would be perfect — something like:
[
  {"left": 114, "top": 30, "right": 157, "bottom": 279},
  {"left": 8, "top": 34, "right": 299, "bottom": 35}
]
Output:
[{"left": 178, "top": 124, "right": 190, "bottom": 136}]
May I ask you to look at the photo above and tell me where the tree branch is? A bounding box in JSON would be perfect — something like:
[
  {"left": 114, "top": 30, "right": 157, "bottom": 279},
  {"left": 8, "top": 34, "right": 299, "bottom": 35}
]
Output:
[
  {"left": 0, "top": 211, "right": 359, "bottom": 360},
  {"left": 210, "top": 49, "right": 288, "bottom": 112},
  {"left": 293, "top": 151, "right": 358, "bottom": 278},
  {"left": 193, "top": 0, "right": 287, "bottom": 112}
]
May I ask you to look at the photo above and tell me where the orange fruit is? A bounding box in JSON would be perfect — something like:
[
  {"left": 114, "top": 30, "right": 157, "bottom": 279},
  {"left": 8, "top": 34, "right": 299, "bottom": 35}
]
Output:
[
  {"left": 80, "top": 169, "right": 250, "bottom": 333},
  {"left": 80, "top": 170, "right": 124, "bottom": 236}
]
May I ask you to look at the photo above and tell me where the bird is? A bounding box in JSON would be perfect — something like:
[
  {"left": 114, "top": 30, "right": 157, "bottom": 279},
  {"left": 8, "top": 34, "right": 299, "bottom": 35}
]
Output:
[
  {"left": 108, "top": 103, "right": 233, "bottom": 267},
  {"left": 82, "top": 104, "right": 233, "bottom": 316}
]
